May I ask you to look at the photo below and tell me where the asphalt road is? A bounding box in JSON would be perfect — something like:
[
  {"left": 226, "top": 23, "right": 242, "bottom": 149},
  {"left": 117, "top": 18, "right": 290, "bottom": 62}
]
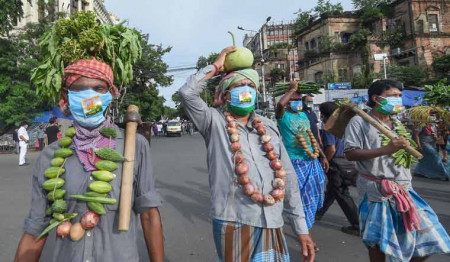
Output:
[{"left": 1, "top": 134, "right": 449, "bottom": 261}]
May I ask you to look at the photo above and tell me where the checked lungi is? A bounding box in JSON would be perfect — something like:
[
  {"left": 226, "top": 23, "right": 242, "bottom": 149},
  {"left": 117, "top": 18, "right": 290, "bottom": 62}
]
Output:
[
  {"left": 359, "top": 190, "right": 450, "bottom": 261},
  {"left": 213, "top": 219, "right": 290, "bottom": 262},
  {"left": 291, "top": 158, "right": 325, "bottom": 229}
]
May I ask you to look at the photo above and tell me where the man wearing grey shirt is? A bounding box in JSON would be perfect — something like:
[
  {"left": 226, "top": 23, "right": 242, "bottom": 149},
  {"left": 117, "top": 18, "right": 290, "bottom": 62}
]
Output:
[
  {"left": 179, "top": 46, "right": 314, "bottom": 262},
  {"left": 344, "top": 80, "right": 450, "bottom": 262}
]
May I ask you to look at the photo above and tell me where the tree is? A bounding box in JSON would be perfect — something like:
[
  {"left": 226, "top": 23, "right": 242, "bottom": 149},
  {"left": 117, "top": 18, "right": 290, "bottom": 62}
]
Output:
[
  {"left": 0, "top": 22, "right": 52, "bottom": 132},
  {"left": 0, "top": 0, "right": 29, "bottom": 36},
  {"left": 387, "top": 66, "right": 427, "bottom": 86},
  {"left": 314, "top": 0, "right": 343, "bottom": 16},
  {"left": 116, "top": 34, "right": 173, "bottom": 122},
  {"left": 293, "top": 9, "right": 314, "bottom": 38}
]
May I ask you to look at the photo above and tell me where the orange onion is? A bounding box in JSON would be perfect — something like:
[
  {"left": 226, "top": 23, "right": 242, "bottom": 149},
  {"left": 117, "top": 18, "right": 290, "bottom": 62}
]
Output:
[
  {"left": 242, "top": 184, "right": 255, "bottom": 196},
  {"left": 275, "top": 169, "right": 287, "bottom": 179},
  {"left": 272, "top": 178, "right": 286, "bottom": 189},
  {"left": 266, "top": 151, "right": 278, "bottom": 160},
  {"left": 234, "top": 152, "right": 245, "bottom": 164},
  {"left": 270, "top": 159, "right": 282, "bottom": 170},
  {"left": 263, "top": 194, "right": 276, "bottom": 206},
  {"left": 236, "top": 163, "right": 249, "bottom": 175},
  {"left": 227, "top": 127, "right": 238, "bottom": 135},
  {"left": 225, "top": 115, "right": 234, "bottom": 122},
  {"left": 228, "top": 122, "right": 238, "bottom": 129},
  {"left": 257, "top": 127, "right": 266, "bottom": 135},
  {"left": 251, "top": 191, "right": 264, "bottom": 203},
  {"left": 80, "top": 211, "right": 99, "bottom": 230},
  {"left": 237, "top": 175, "right": 250, "bottom": 185},
  {"left": 263, "top": 143, "right": 274, "bottom": 152},
  {"left": 231, "top": 142, "right": 241, "bottom": 152},
  {"left": 57, "top": 221, "right": 72, "bottom": 238},
  {"left": 260, "top": 135, "right": 272, "bottom": 143},
  {"left": 230, "top": 133, "right": 240, "bottom": 142},
  {"left": 271, "top": 189, "right": 285, "bottom": 201}
]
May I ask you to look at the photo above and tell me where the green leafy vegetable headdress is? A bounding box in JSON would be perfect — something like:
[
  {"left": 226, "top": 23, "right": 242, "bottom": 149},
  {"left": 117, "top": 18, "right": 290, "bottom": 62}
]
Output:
[{"left": 31, "top": 12, "right": 142, "bottom": 102}]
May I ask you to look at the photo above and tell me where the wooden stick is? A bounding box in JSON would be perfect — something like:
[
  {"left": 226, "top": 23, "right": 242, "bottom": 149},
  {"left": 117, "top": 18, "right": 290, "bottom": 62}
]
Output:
[
  {"left": 118, "top": 105, "right": 140, "bottom": 231},
  {"left": 349, "top": 104, "right": 423, "bottom": 159}
]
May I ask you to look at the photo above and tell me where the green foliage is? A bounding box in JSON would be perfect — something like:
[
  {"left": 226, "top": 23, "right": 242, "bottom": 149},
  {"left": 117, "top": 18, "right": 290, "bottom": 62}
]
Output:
[
  {"left": 117, "top": 34, "right": 173, "bottom": 122},
  {"left": 433, "top": 55, "right": 450, "bottom": 75},
  {"left": 352, "top": 71, "right": 380, "bottom": 89},
  {"left": 293, "top": 9, "right": 314, "bottom": 38},
  {"left": 352, "top": 0, "right": 393, "bottom": 10},
  {"left": 314, "top": 0, "right": 344, "bottom": 16},
  {"left": 387, "top": 66, "right": 427, "bottom": 86},
  {"left": 424, "top": 80, "right": 450, "bottom": 106},
  {"left": 0, "top": 22, "right": 51, "bottom": 131},
  {"left": 269, "top": 43, "right": 291, "bottom": 51},
  {"left": 0, "top": 0, "right": 28, "bottom": 36},
  {"left": 269, "top": 68, "right": 286, "bottom": 83},
  {"left": 31, "top": 12, "right": 143, "bottom": 102},
  {"left": 348, "top": 29, "right": 371, "bottom": 50}
]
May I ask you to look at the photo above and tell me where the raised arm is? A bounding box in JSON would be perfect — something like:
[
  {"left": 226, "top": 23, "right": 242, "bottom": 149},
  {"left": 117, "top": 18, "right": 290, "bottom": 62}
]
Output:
[
  {"left": 179, "top": 46, "right": 236, "bottom": 136},
  {"left": 276, "top": 80, "right": 298, "bottom": 120}
]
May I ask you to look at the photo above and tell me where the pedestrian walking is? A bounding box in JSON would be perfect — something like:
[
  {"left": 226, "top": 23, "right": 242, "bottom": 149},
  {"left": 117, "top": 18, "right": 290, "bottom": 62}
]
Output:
[
  {"left": 44, "top": 117, "right": 60, "bottom": 146},
  {"left": 302, "top": 95, "right": 323, "bottom": 148},
  {"left": 37, "top": 125, "right": 45, "bottom": 151},
  {"left": 15, "top": 58, "right": 164, "bottom": 262},
  {"left": 344, "top": 80, "right": 450, "bottom": 261},
  {"left": 179, "top": 47, "right": 315, "bottom": 262},
  {"left": 413, "top": 111, "right": 449, "bottom": 180},
  {"left": 315, "top": 102, "right": 359, "bottom": 236},
  {"left": 157, "top": 122, "right": 162, "bottom": 136},
  {"left": 18, "top": 122, "right": 29, "bottom": 166},
  {"left": 13, "top": 128, "right": 19, "bottom": 154},
  {"left": 189, "top": 122, "right": 194, "bottom": 136},
  {"left": 276, "top": 80, "right": 328, "bottom": 251}
]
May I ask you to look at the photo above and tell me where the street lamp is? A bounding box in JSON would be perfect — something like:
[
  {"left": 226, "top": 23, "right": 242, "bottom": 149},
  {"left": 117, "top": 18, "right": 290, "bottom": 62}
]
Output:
[{"left": 238, "top": 16, "right": 271, "bottom": 103}]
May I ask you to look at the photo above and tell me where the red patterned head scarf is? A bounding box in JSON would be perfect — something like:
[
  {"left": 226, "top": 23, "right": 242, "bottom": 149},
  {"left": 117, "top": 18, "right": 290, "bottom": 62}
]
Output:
[{"left": 63, "top": 58, "right": 120, "bottom": 98}]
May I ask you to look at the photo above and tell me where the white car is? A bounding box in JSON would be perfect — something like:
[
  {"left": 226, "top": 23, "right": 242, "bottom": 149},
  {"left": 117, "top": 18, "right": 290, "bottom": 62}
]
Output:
[{"left": 166, "top": 121, "right": 182, "bottom": 136}]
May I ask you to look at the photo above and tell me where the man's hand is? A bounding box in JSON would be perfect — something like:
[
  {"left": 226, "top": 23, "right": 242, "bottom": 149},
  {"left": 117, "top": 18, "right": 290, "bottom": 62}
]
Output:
[
  {"left": 298, "top": 234, "right": 315, "bottom": 262},
  {"left": 213, "top": 46, "right": 238, "bottom": 72},
  {"left": 321, "top": 157, "right": 329, "bottom": 172},
  {"left": 290, "top": 79, "right": 298, "bottom": 92},
  {"left": 384, "top": 136, "right": 410, "bottom": 154}
]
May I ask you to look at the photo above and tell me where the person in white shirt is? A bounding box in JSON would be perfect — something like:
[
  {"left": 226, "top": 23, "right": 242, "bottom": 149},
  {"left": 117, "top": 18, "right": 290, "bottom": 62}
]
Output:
[{"left": 18, "top": 122, "right": 29, "bottom": 166}]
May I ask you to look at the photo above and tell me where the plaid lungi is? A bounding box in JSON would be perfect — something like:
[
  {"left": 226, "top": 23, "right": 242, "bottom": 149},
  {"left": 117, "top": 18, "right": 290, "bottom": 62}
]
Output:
[
  {"left": 291, "top": 158, "right": 325, "bottom": 229},
  {"left": 359, "top": 190, "right": 450, "bottom": 261},
  {"left": 213, "top": 219, "right": 290, "bottom": 262}
]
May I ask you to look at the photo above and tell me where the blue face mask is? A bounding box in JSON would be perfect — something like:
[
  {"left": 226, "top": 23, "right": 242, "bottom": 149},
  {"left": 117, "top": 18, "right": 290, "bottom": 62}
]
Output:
[
  {"left": 375, "top": 96, "right": 404, "bottom": 115},
  {"left": 290, "top": 100, "right": 303, "bottom": 112},
  {"left": 68, "top": 89, "right": 112, "bottom": 128},
  {"left": 227, "top": 86, "right": 257, "bottom": 116}
]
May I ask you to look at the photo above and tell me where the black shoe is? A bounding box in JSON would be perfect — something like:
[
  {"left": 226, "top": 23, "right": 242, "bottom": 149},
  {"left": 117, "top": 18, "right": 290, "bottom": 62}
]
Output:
[{"left": 341, "top": 226, "right": 360, "bottom": 236}]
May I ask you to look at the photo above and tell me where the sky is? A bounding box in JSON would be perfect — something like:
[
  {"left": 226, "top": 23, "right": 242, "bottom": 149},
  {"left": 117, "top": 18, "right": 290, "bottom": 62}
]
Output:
[{"left": 106, "top": 0, "right": 353, "bottom": 107}]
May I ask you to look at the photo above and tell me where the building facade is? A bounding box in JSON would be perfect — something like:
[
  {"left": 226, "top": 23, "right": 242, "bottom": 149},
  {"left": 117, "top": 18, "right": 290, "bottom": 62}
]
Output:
[
  {"left": 244, "top": 21, "right": 299, "bottom": 86},
  {"left": 296, "top": 0, "right": 450, "bottom": 88},
  {"left": 15, "top": 0, "right": 115, "bottom": 28}
]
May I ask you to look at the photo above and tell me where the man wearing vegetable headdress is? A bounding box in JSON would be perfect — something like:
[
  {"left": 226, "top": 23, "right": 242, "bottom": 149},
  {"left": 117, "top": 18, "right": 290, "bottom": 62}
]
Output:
[
  {"left": 344, "top": 80, "right": 450, "bottom": 261},
  {"left": 179, "top": 47, "right": 315, "bottom": 262},
  {"left": 15, "top": 58, "right": 164, "bottom": 262},
  {"left": 276, "top": 80, "right": 328, "bottom": 251}
]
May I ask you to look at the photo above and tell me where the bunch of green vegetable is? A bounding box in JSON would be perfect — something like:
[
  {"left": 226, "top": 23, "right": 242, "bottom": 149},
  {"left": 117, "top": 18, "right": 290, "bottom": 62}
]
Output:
[
  {"left": 423, "top": 80, "right": 450, "bottom": 107},
  {"left": 270, "top": 81, "right": 322, "bottom": 97},
  {"left": 379, "top": 120, "right": 418, "bottom": 168},
  {"left": 31, "top": 12, "right": 142, "bottom": 102}
]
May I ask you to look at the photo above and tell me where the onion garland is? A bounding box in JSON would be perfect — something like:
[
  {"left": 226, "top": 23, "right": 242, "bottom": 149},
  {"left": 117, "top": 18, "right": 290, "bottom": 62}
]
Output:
[{"left": 225, "top": 112, "right": 286, "bottom": 206}]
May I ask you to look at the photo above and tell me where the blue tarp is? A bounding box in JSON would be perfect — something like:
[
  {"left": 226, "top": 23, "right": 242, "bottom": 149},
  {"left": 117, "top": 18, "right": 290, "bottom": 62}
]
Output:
[
  {"left": 33, "top": 107, "right": 74, "bottom": 123},
  {"left": 402, "top": 90, "right": 425, "bottom": 107}
]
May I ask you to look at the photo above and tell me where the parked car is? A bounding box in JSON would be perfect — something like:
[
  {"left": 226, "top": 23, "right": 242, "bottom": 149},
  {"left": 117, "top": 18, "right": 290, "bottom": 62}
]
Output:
[{"left": 166, "top": 120, "right": 182, "bottom": 136}]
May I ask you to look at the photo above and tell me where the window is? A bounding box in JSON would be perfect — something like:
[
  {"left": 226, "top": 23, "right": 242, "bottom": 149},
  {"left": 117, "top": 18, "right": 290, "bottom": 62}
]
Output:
[
  {"left": 310, "top": 39, "right": 317, "bottom": 49},
  {"left": 417, "top": 20, "right": 424, "bottom": 34},
  {"left": 428, "top": 14, "right": 439, "bottom": 33},
  {"left": 315, "top": 72, "right": 323, "bottom": 85},
  {"left": 338, "top": 68, "right": 348, "bottom": 82},
  {"left": 305, "top": 41, "right": 309, "bottom": 50},
  {"left": 280, "top": 64, "right": 285, "bottom": 70}
]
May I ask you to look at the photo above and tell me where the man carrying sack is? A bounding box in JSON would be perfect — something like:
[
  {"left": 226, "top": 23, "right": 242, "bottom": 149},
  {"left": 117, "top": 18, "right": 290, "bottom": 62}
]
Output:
[
  {"left": 344, "top": 80, "right": 450, "bottom": 261},
  {"left": 179, "top": 46, "right": 315, "bottom": 261},
  {"left": 15, "top": 60, "right": 163, "bottom": 261}
]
